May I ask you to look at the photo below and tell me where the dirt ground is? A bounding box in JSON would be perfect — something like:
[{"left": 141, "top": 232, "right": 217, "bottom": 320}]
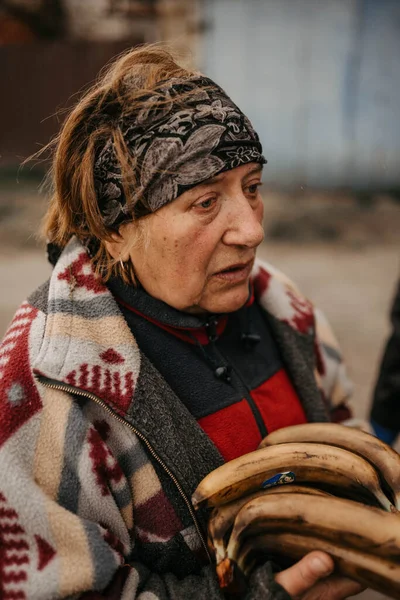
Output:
[{"left": 0, "top": 185, "right": 399, "bottom": 600}]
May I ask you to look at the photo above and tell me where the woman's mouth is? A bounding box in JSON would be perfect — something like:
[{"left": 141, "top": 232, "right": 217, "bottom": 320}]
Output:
[{"left": 213, "top": 260, "right": 253, "bottom": 283}]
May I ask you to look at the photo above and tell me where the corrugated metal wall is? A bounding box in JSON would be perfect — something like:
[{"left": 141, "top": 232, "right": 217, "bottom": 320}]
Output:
[{"left": 202, "top": 0, "right": 400, "bottom": 189}]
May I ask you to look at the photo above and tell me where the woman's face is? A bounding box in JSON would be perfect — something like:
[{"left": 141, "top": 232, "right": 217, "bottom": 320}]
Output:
[{"left": 116, "top": 162, "right": 264, "bottom": 314}]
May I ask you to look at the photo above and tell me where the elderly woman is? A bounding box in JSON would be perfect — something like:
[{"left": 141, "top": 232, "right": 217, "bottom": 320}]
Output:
[{"left": 0, "top": 46, "right": 360, "bottom": 599}]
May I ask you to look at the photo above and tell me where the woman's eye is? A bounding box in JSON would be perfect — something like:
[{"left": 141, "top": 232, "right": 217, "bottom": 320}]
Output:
[
  {"left": 247, "top": 182, "right": 262, "bottom": 195},
  {"left": 195, "top": 197, "right": 216, "bottom": 210}
]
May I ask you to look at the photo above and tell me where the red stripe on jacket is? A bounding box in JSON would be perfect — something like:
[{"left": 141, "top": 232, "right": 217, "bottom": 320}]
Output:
[{"left": 198, "top": 369, "right": 307, "bottom": 461}]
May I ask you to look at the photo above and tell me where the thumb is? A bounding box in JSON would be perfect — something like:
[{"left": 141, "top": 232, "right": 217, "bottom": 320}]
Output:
[{"left": 275, "top": 551, "right": 334, "bottom": 598}]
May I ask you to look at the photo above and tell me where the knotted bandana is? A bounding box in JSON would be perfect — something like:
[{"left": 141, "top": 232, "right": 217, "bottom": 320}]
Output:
[{"left": 94, "top": 75, "right": 266, "bottom": 228}]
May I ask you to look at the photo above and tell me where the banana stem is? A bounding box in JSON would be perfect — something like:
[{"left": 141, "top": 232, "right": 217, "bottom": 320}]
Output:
[{"left": 216, "top": 558, "right": 234, "bottom": 588}]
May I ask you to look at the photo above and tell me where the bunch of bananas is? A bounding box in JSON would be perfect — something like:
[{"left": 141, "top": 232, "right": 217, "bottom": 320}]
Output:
[{"left": 192, "top": 423, "right": 400, "bottom": 599}]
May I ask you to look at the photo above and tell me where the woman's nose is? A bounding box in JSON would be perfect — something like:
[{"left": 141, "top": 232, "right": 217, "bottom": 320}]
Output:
[{"left": 222, "top": 197, "right": 264, "bottom": 248}]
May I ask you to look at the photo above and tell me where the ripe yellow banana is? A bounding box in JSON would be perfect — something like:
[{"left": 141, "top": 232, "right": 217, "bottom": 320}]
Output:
[
  {"left": 208, "top": 485, "right": 331, "bottom": 565},
  {"left": 232, "top": 532, "right": 400, "bottom": 599},
  {"left": 192, "top": 442, "right": 393, "bottom": 511},
  {"left": 259, "top": 423, "right": 400, "bottom": 509},
  {"left": 225, "top": 493, "right": 400, "bottom": 566}
]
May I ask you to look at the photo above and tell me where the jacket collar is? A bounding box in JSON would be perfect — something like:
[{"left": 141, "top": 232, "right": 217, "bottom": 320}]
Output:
[
  {"left": 108, "top": 276, "right": 229, "bottom": 345},
  {"left": 107, "top": 276, "right": 256, "bottom": 345}
]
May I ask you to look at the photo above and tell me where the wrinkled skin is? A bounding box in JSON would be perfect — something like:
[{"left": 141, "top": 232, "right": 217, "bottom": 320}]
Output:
[{"left": 105, "top": 162, "right": 265, "bottom": 314}]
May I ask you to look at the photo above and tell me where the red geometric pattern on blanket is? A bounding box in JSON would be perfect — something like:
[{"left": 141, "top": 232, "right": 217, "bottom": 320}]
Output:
[
  {"left": 284, "top": 288, "right": 315, "bottom": 335},
  {"left": 0, "top": 492, "right": 29, "bottom": 599},
  {"left": 66, "top": 363, "right": 134, "bottom": 414},
  {"left": 58, "top": 252, "right": 107, "bottom": 294},
  {"left": 134, "top": 489, "right": 183, "bottom": 543},
  {"left": 252, "top": 268, "right": 271, "bottom": 298},
  {"left": 34, "top": 534, "right": 56, "bottom": 571},
  {"left": 0, "top": 306, "right": 42, "bottom": 448},
  {"left": 100, "top": 348, "right": 125, "bottom": 365},
  {"left": 254, "top": 268, "right": 315, "bottom": 335},
  {"left": 88, "top": 421, "right": 124, "bottom": 497}
]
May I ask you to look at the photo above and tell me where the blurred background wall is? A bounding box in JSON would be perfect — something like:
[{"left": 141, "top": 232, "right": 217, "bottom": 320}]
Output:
[
  {"left": 0, "top": 0, "right": 202, "bottom": 169},
  {"left": 203, "top": 0, "right": 400, "bottom": 192},
  {"left": 2, "top": 0, "right": 399, "bottom": 194}
]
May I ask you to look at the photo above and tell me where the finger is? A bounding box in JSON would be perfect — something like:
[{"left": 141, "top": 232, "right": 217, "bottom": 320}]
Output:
[
  {"left": 275, "top": 551, "right": 334, "bottom": 598},
  {"left": 303, "top": 575, "right": 365, "bottom": 600}
]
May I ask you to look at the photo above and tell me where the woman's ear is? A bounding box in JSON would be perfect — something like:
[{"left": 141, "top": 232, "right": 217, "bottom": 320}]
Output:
[
  {"left": 104, "top": 221, "right": 138, "bottom": 262},
  {"left": 104, "top": 231, "right": 128, "bottom": 262}
]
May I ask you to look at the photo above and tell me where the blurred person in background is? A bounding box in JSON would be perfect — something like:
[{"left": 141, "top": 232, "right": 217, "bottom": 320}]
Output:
[
  {"left": 369, "top": 279, "right": 400, "bottom": 446},
  {"left": 0, "top": 46, "right": 361, "bottom": 599}
]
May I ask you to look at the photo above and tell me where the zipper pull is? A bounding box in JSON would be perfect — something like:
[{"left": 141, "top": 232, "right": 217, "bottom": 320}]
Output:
[
  {"left": 214, "top": 365, "right": 232, "bottom": 383},
  {"left": 205, "top": 317, "right": 219, "bottom": 342}
]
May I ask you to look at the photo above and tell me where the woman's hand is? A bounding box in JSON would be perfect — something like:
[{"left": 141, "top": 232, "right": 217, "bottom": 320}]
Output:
[{"left": 275, "top": 551, "right": 364, "bottom": 599}]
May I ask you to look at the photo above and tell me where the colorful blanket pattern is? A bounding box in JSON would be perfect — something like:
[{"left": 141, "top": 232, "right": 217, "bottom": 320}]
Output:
[{"left": 0, "top": 237, "right": 352, "bottom": 599}]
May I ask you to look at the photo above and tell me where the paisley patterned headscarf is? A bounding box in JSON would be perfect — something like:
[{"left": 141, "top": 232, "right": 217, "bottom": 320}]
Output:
[{"left": 94, "top": 75, "right": 266, "bottom": 228}]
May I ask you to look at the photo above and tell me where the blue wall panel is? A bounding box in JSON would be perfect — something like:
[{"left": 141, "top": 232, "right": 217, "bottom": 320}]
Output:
[{"left": 202, "top": 0, "right": 400, "bottom": 189}]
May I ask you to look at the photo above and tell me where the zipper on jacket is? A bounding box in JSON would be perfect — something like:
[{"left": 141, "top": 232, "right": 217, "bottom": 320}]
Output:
[
  {"left": 205, "top": 317, "right": 268, "bottom": 439},
  {"left": 35, "top": 374, "right": 211, "bottom": 563}
]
